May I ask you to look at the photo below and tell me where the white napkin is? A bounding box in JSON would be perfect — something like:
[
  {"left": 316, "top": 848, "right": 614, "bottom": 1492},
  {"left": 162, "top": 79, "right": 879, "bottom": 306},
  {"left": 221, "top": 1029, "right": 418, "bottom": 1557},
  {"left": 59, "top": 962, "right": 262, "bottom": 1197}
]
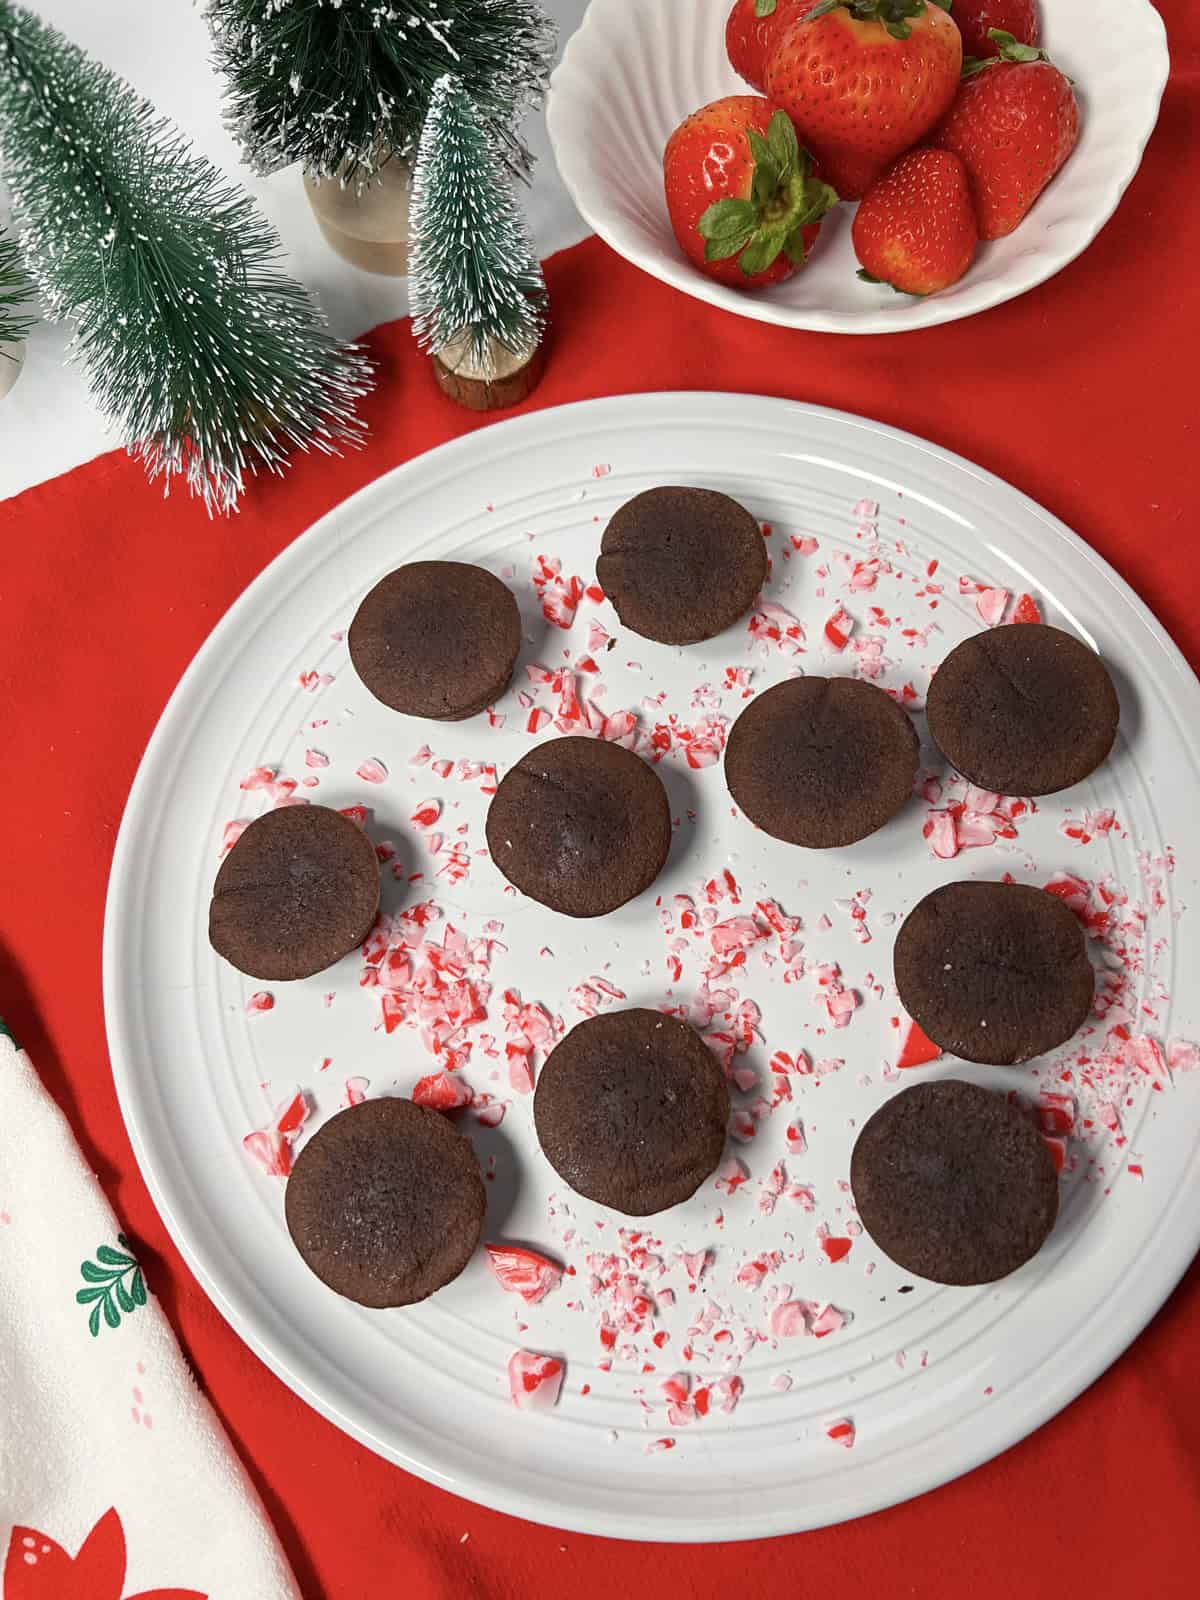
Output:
[{"left": 0, "top": 1029, "right": 300, "bottom": 1599}]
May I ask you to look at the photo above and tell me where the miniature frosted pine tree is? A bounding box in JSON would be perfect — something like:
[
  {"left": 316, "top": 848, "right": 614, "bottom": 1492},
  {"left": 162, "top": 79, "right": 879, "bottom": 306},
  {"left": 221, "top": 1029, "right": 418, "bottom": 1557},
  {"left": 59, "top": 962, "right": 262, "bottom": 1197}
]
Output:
[
  {"left": 0, "top": 224, "right": 33, "bottom": 385},
  {"left": 409, "top": 75, "right": 547, "bottom": 410},
  {"left": 0, "top": 1, "right": 372, "bottom": 511},
  {"left": 204, "top": 0, "right": 555, "bottom": 183}
]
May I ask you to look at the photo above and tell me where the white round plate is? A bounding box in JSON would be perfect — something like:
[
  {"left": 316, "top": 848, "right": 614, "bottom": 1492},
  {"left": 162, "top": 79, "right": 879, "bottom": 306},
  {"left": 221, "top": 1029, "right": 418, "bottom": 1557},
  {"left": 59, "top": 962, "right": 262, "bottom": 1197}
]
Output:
[
  {"left": 105, "top": 394, "right": 1200, "bottom": 1540},
  {"left": 546, "top": 0, "right": 1168, "bottom": 334}
]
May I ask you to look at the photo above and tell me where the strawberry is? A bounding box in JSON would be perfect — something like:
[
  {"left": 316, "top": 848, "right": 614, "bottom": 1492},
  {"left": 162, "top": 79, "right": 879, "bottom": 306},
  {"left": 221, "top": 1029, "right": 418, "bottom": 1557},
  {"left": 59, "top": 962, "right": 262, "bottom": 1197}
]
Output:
[
  {"left": 725, "top": 0, "right": 808, "bottom": 93},
  {"left": 852, "top": 147, "right": 976, "bottom": 294},
  {"left": 934, "top": 30, "right": 1078, "bottom": 238},
  {"left": 663, "top": 97, "right": 838, "bottom": 288},
  {"left": 764, "top": 1, "right": 962, "bottom": 199},
  {"left": 951, "top": 0, "right": 1038, "bottom": 62}
]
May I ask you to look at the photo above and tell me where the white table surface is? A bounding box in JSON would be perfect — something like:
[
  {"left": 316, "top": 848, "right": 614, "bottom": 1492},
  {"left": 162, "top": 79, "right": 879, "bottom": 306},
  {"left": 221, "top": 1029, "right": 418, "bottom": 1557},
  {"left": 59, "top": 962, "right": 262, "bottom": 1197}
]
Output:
[{"left": 0, "top": 0, "right": 590, "bottom": 504}]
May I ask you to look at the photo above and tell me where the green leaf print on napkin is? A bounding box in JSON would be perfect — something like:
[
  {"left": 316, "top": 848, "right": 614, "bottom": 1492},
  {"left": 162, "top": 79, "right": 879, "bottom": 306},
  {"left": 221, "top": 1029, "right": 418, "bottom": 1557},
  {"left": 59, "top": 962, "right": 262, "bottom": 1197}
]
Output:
[{"left": 76, "top": 1234, "right": 148, "bottom": 1336}]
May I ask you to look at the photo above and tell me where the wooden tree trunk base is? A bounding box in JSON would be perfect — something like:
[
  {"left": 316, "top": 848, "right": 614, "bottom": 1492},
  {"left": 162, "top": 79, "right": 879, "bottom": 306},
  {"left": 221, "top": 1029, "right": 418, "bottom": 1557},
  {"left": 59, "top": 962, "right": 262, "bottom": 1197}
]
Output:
[
  {"left": 303, "top": 163, "right": 411, "bottom": 278},
  {"left": 431, "top": 334, "right": 546, "bottom": 412},
  {"left": 310, "top": 214, "right": 409, "bottom": 276}
]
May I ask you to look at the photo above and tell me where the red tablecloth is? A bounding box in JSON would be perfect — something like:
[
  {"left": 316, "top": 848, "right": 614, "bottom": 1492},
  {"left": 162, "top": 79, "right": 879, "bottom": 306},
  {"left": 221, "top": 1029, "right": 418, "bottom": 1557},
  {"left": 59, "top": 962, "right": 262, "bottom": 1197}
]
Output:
[{"left": 2, "top": 5, "right": 1198, "bottom": 1592}]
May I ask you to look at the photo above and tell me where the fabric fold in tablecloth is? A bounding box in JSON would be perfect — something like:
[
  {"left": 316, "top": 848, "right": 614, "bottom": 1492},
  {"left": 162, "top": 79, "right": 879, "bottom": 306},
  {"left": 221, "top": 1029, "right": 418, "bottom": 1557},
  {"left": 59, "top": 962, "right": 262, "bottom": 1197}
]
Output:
[{"left": 0, "top": 1028, "right": 299, "bottom": 1600}]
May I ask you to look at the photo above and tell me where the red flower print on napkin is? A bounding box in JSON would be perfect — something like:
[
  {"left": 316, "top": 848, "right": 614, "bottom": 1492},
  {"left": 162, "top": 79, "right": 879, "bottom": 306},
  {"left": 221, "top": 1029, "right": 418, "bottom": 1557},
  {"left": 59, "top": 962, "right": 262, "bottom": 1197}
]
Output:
[{"left": 4, "top": 1508, "right": 204, "bottom": 1599}]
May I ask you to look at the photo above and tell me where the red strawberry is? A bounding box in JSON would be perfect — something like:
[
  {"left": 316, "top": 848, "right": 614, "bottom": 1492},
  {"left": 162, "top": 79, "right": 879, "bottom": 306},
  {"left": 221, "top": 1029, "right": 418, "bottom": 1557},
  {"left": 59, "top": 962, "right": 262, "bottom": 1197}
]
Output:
[
  {"left": 951, "top": 0, "right": 1038, "bottom": 61},
  {"left": 663, "top": 97, "right": 838, "bottom": 289},
  {"left": 852, "top": 148, "right": 976, "bottom": 293},
  {"left": 725, "top": 0, "right": 808, "bottom": 93},
  {"left": 934, "top": 31, "right": 1078, "bottom": 238},
  {"left": 764, "top": 1, "right": 962, "bottom": 199}
]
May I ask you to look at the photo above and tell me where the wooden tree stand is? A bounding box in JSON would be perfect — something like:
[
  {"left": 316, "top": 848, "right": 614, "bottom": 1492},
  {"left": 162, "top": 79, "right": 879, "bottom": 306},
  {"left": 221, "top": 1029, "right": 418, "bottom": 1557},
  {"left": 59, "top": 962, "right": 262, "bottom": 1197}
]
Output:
[
  {"left": 303, "top": 159, "right": 412, "bottom": 277},
  {"left": 431, "top": 329, "right": 546, "bottom": 412}
]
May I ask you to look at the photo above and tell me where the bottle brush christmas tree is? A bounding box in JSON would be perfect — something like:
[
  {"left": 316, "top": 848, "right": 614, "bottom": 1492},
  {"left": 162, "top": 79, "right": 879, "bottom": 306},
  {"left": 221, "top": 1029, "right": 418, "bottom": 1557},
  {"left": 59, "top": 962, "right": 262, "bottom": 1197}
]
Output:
[
  {"left": 0, "top": 1, "right": 372, "bottom": 512},
  {"left": 409, "top": 75, "right": 547, "bottom": 411},
  {"left": 204, "top": 0, "right": 555, "bottom": 182},
  {"left": 0, "top": 223, "right": 33, "bottom": 394}
]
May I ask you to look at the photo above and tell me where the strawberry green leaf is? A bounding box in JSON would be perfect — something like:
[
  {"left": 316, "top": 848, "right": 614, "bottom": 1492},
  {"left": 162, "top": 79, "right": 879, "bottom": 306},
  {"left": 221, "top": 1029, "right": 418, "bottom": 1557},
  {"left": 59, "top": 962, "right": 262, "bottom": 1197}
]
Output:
[
  {"left": 103, "top": 1294, "right": 121, "bottom": 1330},
  {"left": 131, "top": 1268, "right": 147, "bottom": 1307},
  {"left": 929, "top": 0, "right": 952, "bottom": 9},
  {"left": 116, "top": 1277, "right": 136, "bottom": 1314},
  {"left": 697, "top": 198, "right": 759, "bottom": 241},
  {"left": 857, "top": 267, "right": 921, "bottom": 295},
  {"left": 784, "top": 230, "right": 812, "bottom": 266},
  {"left": 80, "top": 1260, "right": 115, "bottom": 1283},
  {"left": 793, "top": 179, "right": 840, "bottom": 230},
  {"left": 988, "top": 27, "right": 1050, "bottom": 62},
  {"left": 755, "top": 0, "right": 778, "bottom": 14},
  {"left": 88, "top": 1301, "right": 103, "bottom": 1338},
  {"left": 75, "top": 1285, "right": 109, "bottom": 1304},
  {"left": 705, "top": 227, "right": 758, "bottom": 262},
  {"left": 767, "top": 111, "right": 800, "bottom": 172},
  {"left": 804, "top": 0, "right": 931, "bottom": 30},
  {"left": 739, "top": 227, "right": 788, "bottom": 277},
  {"left": 746, "top": 126, "right": 773, "bottom": 168}
]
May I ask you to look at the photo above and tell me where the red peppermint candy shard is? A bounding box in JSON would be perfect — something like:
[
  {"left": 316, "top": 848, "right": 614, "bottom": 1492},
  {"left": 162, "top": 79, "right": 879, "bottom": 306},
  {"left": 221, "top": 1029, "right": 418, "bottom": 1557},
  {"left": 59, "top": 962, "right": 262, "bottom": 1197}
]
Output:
[
  {"left": 485, "top": 1243, "right": 563, "bottom": 1304},
  {"left": 507, "top": 1349, "right": 564, "bottom": 1411},
  {"left": 896, "top": 1014, "right": 942, "bottom": 1070},
  {"left": 412, "top": 1071, "right": 473, "bottom": 1112}
]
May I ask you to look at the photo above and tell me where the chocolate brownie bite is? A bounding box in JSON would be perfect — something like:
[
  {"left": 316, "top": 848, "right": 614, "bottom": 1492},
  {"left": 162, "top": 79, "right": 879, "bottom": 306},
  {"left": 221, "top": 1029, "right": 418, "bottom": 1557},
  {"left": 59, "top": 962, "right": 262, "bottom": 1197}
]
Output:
[
  {"left": 596, "top": 486, "right": 767, "bottom": 645},
  {"left": 533, "top": 1009, "right": 730, "bottom": 1215},
  {"left": 285, "top": 1097, "right": 486, "bottom": 1308},
  {"left": 348, "top": 560, "right": 521, "bottom": 721},
  {"left": 485, "top": 736, "right": 671, "bottom": 917},
  {"left": 850, "top": 1079, "right": 1059, "bottom": 1285},
  {"left": 926, "top": 622, "right": 1120, "bottom": 796},
  {"left": 724, "top": 676, "right": 919, "bottom": 848},
  {"left": 894, "top": 880, "right": 1093, "bottom": 1066},
  {"left": 209, "top": 804, "right": 379, "bottom": 981}
]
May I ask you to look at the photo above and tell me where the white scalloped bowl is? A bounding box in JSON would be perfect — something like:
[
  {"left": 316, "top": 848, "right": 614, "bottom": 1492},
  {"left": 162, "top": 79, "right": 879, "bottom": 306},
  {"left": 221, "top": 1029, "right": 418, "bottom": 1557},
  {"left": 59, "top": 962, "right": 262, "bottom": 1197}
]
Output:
[{"left": 547, "top": 0, "right": 1168, "bottom": 334}]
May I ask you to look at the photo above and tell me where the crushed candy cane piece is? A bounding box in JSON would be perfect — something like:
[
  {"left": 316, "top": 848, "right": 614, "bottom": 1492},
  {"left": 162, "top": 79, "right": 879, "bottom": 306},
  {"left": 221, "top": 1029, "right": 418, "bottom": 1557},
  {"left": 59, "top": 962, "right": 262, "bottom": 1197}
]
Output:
[
  {"left": 924, "top": 810, "right": 959, "bottom": 859},
  {"left": 245, "top": 991, "right": 274, "bottom": 1016},
  {"left": 895, "top": 1014, "right": 941, "bottom": 1069},
  {"left": 343, "top": 1076, "right": 369, "bottom": 1107},
  {"left": 1167, "top": 1039, "right": 1200, "bottom": 1073},
  {"left": 770, "top": 1301, "right": 809, "bottom": 1338},
  {"left": 242, "top": 1129, "right": 292, "bottom": 1177},
  {"left": 714, "top": 1157, "right": 749, "bottom": 1196},
  {"left": 412, "top": 1072, "right": 473, "bottom": 1112},
  {"left": 826, "top": 1419, "right": 855, "bottom": 1448},
  {"left": 811, "top": 1303, "right": 848, "bottom": 1338},
  {"left": 219, "top": 819, "right": 249, "bottom": 856},
  {"left": 486, "top": 1244, "right": 563, "bottom": 1304},
  {"left": 823, "top": 606, "right": 853, "bottom": 651},
  {"left": 507, "top": 1350, "right": 564, "bottom": 1412},
  {"left": 976, "top": 588, "right": 1009, "bottom": 627}
]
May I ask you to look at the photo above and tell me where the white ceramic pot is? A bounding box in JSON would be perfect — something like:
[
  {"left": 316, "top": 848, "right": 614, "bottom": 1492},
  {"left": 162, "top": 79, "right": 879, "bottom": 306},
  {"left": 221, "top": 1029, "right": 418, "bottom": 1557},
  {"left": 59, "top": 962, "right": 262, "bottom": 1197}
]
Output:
[
  {"left": 0, "top": 339, "right": 24, "bottom": 400},
  {"left": 303, "top": 158, "right": 412, "bottom": 277}
]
